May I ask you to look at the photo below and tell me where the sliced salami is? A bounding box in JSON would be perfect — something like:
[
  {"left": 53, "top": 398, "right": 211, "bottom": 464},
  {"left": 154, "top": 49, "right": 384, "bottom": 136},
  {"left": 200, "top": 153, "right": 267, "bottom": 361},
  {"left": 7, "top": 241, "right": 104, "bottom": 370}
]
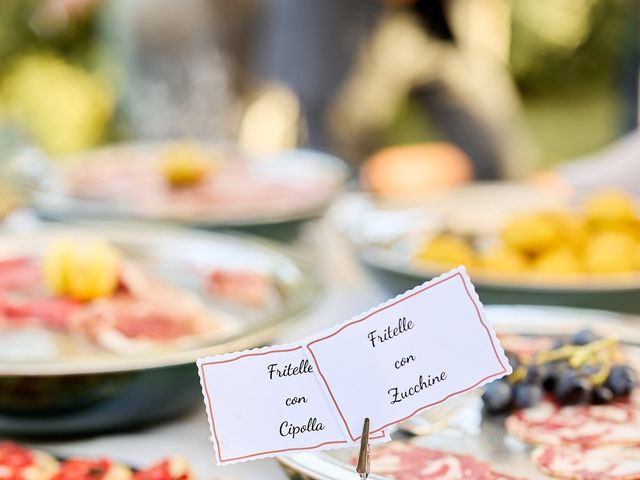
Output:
[
  {"left": 353, "top": 443, "right": 494, "bottom": 480},
  {"left": 532, "top": 444, "right": 640, "bottom": 480},
  {"left": 489, "top": 474, "right": 527, "bottom": 480},
  {"left": 506, "top": 391, "right": 640, "bottom": 447}
]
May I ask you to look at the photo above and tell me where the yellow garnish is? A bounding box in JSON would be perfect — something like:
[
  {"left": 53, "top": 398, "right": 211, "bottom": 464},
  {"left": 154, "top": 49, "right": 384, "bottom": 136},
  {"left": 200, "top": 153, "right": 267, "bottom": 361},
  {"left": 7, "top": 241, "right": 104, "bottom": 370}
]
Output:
[
  {"left": 533, "top": 337, "right": 618, "bottom": 367},
  {"left": 43, "top": 238, "right": 121, "bottom": 301},
  {"left": 509, "top": 366, "right": 527, "bottom": 384},
  {"left": 589, "top": 364, "right": 611, "bottom": 386},
  {"left": 161, "top": 144, "right": 218, "bottom": 187}
]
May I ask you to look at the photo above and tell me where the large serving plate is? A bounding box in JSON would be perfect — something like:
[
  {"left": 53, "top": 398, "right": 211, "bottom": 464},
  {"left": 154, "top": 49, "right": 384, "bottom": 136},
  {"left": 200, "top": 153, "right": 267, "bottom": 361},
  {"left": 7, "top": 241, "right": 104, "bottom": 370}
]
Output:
[
  {"left": 15, "top": 143, "right": 349, "bottom": 229},
  {"left": 278, "top": 305, "right": 640, "bottom": 479},
  {"left": 332, "top": 189, "right": 640, "bottom": 313},
  {"left": 0, "top": 222, "right": 320, "bottom": 435}
]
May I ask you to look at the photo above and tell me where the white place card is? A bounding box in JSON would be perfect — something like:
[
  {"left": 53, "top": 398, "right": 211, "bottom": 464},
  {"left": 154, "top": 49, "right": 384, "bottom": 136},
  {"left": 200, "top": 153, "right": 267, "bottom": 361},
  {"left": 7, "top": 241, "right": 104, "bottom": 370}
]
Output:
[
  {"left": 197, "top": 343, "right": 386, "bottom": 465},
  {"left": 196, "top": 267, "right": 509, "bottom": 465},
  {"left": 305, "top": 267, "right": 511, "bottom": 440}
]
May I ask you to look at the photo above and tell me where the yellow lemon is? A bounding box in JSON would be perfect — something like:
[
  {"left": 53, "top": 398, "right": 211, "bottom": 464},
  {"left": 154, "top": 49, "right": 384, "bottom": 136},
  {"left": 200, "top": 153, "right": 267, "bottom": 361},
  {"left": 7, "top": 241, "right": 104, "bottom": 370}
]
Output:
[
  {"left": 583, "top": 231, "right": 637, "bottom": 273},
  {"left": 584, "top": 189, "right": 637, "bottom": 230},
  {"left": 415, "top": 234, "right": 475, "bottom": 267},
  {"left": 480, "top": 246, "right": 528, "bottom": 274},
  {"left": 533, "top": 248, "right": 582, "bottom": 276},
  {"left": 161, "top": 144, "right": 219, "bottom": 187},
  {"left": 501, "top": 212, "right": 562, "bottom": 255},
  {"left": 43, "top": 238, "right": 121, "bottom": 301},
  {"left": 43, "top": 238, "right": 75, "bottom": 295}
]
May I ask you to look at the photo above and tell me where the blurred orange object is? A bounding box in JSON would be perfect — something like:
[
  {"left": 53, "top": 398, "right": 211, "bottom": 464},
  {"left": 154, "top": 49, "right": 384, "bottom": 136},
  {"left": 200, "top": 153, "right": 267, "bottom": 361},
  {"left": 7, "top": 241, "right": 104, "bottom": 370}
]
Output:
[{"left": 361, "top": 143, "right": 473, "bottom": 200}]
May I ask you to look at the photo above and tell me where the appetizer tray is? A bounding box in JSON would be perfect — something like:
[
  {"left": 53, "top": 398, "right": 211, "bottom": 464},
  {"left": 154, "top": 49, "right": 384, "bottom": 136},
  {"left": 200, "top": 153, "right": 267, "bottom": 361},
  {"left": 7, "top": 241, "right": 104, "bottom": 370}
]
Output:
[
  {"left": 0, "top": 441, "right": 199, "bottom": 480},
  {"left": 279, "top": 305, "right": 640, "bottom": 479},
  {"left": 0, "top": 222, "right": 320, "bottom": 435},
  {"left": 332, "top": 190, "right": 640, "bottom": 313},
  {"left": 16, "top": 142, "right": 349, "bottom": 228}
]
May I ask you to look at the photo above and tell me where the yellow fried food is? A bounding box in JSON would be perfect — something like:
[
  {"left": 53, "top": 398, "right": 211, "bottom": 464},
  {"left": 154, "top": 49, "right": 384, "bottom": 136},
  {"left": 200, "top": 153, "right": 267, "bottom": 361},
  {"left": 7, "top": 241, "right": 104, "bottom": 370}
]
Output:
[
  {"left": 161, "top": 144, "right": 219, "bottom": 187},
  {"left": 480, "top": 246, "right": 528, "bottom": 274},
  {"left": 583, "top": 231, "right": 637, "bottom": 273},
  {"left": 415, "top": 234, "right": 475, "bottom": 267},
  {"left": 584, "top": 190, "right": 637, "bottom": 230},
  {"left": 533, "top": 247, "right": 582, "bottom": 276},
  {"left": 501, "top": 212, "right": 562, "bottom": 255},
  {"left": 43, "top": 238, "right": 121, "bottom": 301},
  {"left": 635, "top": 242, "right": 640, "bottom": 269},
  {"left": 548, "top": 212, "right": 588, "bottom": 248}
]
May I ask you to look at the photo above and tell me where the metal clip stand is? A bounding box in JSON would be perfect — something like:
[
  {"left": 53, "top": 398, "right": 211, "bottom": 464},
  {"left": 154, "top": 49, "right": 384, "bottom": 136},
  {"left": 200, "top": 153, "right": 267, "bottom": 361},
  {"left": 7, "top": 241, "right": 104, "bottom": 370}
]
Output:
[{"left": 356, "top": 418, "right": 371, "bottom": 480}]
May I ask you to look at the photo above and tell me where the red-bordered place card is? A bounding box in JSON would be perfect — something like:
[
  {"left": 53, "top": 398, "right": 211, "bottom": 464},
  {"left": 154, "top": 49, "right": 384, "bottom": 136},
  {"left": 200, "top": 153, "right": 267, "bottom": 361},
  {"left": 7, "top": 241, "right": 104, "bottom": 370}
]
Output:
[
  {"left": 305, "top": 266, "right": 511, "bottom": 441},
  {"left": 197, "top": 344, "right": 387, "bottom": 465}
]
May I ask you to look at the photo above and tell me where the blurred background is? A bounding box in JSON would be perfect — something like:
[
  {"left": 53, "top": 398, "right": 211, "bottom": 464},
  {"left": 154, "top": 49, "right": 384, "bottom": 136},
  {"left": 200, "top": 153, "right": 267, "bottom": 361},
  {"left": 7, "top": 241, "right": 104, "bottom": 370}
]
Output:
[
  {"left": 1, "top": 2, "right": 640, "bottom": 477},
  {"left": 0, "top": 0, "right": 638, "bottom": 174}
]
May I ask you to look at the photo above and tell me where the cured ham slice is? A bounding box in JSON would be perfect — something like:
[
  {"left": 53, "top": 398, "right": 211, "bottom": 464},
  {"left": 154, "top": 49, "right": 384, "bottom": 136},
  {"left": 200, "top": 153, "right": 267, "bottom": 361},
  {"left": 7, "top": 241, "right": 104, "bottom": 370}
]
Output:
[
  {"left": 0, "top": 258, "right": 41, "bottom": 292},
  {"left": 206, "top": 270, "right": 281, "bottom": 309},
  {"left": 0, "top": 255, "right": 230, "bottom": 355},
  {"left": 68, "top": 263, "right": 226, "bottom": 354}
]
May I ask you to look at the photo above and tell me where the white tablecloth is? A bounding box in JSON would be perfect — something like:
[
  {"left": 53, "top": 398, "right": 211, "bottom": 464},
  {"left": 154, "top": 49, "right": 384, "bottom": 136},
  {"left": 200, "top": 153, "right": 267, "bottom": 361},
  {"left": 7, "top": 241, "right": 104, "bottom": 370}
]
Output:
[{"left": 24, "top": 220, "right": 391, "bottom": 480}]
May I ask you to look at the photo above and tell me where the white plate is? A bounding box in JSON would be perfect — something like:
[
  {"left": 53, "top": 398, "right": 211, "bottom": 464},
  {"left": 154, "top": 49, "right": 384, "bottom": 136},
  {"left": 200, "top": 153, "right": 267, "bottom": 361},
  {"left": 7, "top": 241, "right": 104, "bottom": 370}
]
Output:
[
  {"left": 279, "top": 305, "right": 640, "bottom": 480},
  {"left": 331, "top": 188, "right": 640, "bottom": 293},
  {"left": 0, "top": 222, "right": 320, "bottom": 375},
  {"left": 17, "top": 143, "right": 349, "bottom": 227}
]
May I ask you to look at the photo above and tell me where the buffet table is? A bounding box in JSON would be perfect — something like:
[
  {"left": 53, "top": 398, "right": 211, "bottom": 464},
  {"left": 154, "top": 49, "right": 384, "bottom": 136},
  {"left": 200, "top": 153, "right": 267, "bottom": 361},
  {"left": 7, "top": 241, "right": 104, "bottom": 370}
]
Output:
[{"left": 25, "top": 219, "right": 390, "bottom": 479}]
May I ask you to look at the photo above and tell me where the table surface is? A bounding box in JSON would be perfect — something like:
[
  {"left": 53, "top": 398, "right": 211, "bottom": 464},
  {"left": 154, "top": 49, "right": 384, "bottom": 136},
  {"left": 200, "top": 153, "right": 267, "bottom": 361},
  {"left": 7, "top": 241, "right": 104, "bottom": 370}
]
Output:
[{"left": 22, "top": 219, "right": 392, "bottom": 480}]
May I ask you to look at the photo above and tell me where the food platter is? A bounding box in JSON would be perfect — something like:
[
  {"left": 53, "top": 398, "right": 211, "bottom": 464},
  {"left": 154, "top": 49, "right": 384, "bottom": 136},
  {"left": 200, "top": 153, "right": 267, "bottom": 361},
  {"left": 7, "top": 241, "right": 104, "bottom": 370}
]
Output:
[
  {"left": 0, "top": 222, "right": 320, "bottom": 435},
  {"left": 0, "top": 441, "right": 197, "bottom": 480},
  {"left": 278, "top": 305, "right": 640, "bottom": 479},
  {"left": 331, "top": 190, "right": 640, "bottom": 313},
  {"left": 15, "top": 142, "right": 349, "bottom": 228}
]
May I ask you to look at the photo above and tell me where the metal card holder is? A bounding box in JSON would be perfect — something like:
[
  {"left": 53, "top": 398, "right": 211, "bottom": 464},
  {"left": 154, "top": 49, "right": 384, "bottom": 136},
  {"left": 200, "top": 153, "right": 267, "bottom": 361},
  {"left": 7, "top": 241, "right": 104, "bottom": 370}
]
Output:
[{"left": 356, "top": 418, "right": 371, "bottom": 479}]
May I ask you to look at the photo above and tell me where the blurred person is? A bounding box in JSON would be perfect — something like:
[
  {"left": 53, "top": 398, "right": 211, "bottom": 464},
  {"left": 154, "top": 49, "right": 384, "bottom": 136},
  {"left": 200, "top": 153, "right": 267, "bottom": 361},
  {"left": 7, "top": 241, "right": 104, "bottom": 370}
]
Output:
[
  {"left": 256, "top": 0, "right": 537, "bottom": 180},
  {"left": 533, "top": 129, "right": 640, "bottom": 196}
]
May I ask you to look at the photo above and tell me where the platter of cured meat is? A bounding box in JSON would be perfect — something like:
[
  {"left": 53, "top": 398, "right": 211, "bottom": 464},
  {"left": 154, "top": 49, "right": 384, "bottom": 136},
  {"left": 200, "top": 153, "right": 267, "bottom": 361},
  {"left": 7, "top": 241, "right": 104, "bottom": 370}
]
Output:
[
  {"left": 16, "top": 142, "right": 349, "bottom": 227},
  {"left": 278, "top": 305, "right": 640, "bottom": 479},
  {"left": 0, "top": 222, "right": 319, "bottom": 434},
  {"left": 0, "top": 441, "right": 201, "bottom": 480}
]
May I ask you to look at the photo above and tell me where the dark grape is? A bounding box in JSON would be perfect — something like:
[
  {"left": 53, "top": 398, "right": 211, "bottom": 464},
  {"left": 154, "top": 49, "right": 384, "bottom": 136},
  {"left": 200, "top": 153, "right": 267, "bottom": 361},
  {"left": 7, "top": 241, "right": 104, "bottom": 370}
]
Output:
[
  {"left": 482, "top": 380, "right": 513, "bottom": 414},
  {"left": 606, "top": 365, "right": 637, "bottom": 396},
  {"left": 525, "top": 364, "right": 546, "bottom": 384},
  {"left": 571, "top": 329, "right": 598, "bottom": 346},
  {"left": 554, "top": 371, "right": 592, "bottom": 405},
  {"left": 591, "top": 386, "right": 614, "bottom": 405},
  {"left": 505, "top": 352, "right": 520, "bottom": 371},
  {"left": 513, "top": 382, "right": 543, "bottom": 409},
  {"left": 541, "top": 361, "right": 567, "bottom": 392},
  {"left": 578, "top": 365, "right": 599, "bottom": 376}
]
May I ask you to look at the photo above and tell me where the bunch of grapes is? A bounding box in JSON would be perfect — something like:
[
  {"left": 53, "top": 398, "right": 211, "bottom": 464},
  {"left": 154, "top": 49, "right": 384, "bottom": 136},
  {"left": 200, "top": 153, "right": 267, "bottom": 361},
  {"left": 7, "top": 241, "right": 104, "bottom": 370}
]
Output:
[{"left": 483, "top": 329, "right": 637, "bottom": 414}]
